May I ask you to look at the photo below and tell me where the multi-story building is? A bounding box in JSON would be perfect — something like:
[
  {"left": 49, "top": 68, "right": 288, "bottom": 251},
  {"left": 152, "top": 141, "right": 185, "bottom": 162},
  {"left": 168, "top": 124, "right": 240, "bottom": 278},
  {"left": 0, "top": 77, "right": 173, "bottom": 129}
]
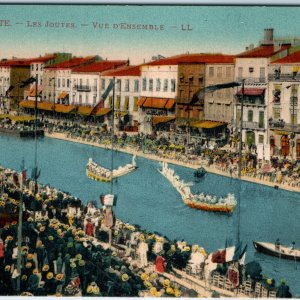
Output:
[
  {"left": 0, "top": 59, "right": 32, "bottom": 107},
  {"left": 100, "top": 64, "right": 141, "bottom": 131},
  {"left": 71, "top": 60, "right": 127, "bottom": 106},
  {"left": 268, "top": 50, "right": 300, "bottom": 160},
  {"left": 234, "top": 28, "right": 291, "bottom": 160},
  {"left": 43, "top": 56, "right": 101, "bottom": 105}
]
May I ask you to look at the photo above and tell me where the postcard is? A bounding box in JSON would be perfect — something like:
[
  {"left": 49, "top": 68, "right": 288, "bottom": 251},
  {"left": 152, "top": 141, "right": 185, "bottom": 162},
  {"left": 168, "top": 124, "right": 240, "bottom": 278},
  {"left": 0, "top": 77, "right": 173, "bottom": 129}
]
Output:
[{"left": 0, "top": 3, "right": 299, "bottom": 298}]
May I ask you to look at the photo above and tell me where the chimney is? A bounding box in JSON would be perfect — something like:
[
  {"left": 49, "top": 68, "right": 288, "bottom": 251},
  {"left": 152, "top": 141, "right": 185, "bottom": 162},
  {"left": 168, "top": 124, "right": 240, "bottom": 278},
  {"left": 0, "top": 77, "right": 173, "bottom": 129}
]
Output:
[
  {"left": 261, "top": 28, "right": 274, "bottom": 45},
  {"left": 245, "top": 47, "right": 249, "bottom": 51}
]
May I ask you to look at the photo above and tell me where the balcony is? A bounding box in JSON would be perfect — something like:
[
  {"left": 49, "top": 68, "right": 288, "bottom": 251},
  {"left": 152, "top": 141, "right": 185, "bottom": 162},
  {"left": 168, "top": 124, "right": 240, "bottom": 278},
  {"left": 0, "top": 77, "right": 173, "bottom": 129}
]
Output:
[
  {"left": 236, "top": 77, "right": 266, "bottom": 85},
  {"left": 290, "top": 96, "right": 298, "bottom": 107},
  {"left": 268, "top": 73, "right": 300, "bottom": 82},
  {"left": 269, "top": 119, "right": 300, "bottom": 132},
  {"left": 243, "top": 121, "right": 265, "bottom": 130},
  {"left": 75, "top": 85, "right": 91, "bottom": 92}
]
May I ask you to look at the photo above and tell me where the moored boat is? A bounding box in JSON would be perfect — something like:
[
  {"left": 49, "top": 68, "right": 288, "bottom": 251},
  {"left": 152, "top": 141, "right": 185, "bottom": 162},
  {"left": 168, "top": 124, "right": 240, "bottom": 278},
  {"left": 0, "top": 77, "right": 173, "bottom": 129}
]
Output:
[
  {"left": 253, "top": 241, "right": 300, "bottom": 261},
  {"left": 159, "top": 162, "right": 236, "bottom": 213},
  {"left": 194, "top": 167, "right": 207, "bottom": 178},
  {"left": 86, "top": 155, "right": 137, "bottom": 183}
]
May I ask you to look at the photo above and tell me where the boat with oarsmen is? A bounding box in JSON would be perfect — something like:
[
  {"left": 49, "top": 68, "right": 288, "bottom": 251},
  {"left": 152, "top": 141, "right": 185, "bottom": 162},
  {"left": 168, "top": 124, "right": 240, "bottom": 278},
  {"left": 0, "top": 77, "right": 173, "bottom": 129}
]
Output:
[
  {"left": 159, "top": 162, "right": 236, "bottom": 213},
  {"left": 86, "top": 155, "right": 137, "bottom": 183}
]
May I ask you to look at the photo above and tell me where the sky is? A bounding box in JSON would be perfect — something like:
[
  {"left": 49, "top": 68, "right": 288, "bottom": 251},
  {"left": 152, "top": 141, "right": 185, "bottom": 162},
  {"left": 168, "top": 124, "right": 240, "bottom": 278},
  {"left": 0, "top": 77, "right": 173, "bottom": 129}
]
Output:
[{"left": 1, "top": 5, "right": 300, "bottom": 64}]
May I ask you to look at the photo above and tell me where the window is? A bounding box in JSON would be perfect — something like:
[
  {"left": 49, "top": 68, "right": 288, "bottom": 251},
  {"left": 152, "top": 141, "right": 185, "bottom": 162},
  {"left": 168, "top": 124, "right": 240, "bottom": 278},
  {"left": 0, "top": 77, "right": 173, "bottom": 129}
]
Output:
[
  {"left": 108, "top": 96, "right": 112, "bottom": 107},
  {"left": 291, "top": 113, "right": 297, "bottom": 125},
  {"left": 86, "top": 93, "right": 89, "bottom": 105},
  {"left": 238, "top": 67, "right": 243, "bottom": 80},
  {"left": 134, "top": 80, "right": 139, "bottom": 92},
  {"left": 86, "top": 79, "right": 89, "bottom": 88},
  {"left": 273, "top": 108, "right": 281, "bottom": 119},
  {"left": 236, "top": 109, "right": 241, "bottom": 122},
  {"left": 62, "top": 79, "right": 65, "bottom": 87},
  {"left": 125, "top": 79, "right": 130, "bottom": 92},
  {"left": 273, "top": 84, "right": 281, "bottom": 104},
  {"left": 67, "top": 79, "right": 70, "bottom": 88},
  {"left": 156, "top": 79, "right": 161, "bottom": 91},
  {"left": 58, "top": 79, "right": 61, "bottom": 88},
  {"left": 93, "top": 95, "right": 97, "bottom": 105},
  {"left": 209, "top": 67, "right": 214, "bottom": 77},
  {"left": 133, "top": 97, "right": 138, "bottom": 111},
  {"left": 259, "top": 67, "right": 265, "bottom": 82},
  {"left": 217, "top": 67, "right": 222, "bottom": 78},
  {"left": 226, "top": 67, "right": 231, "bottom": 78},
  {"left": 142, "top": 78, "right": 147, "bottom": 91},
  {"left": 79, "top": 79, "right": 82, "bottom": 87},
  {"left": 259, "top": 111, "right": 264, "bottom": 128},
  {"left": 149, "top": 79, "right": 153, "bottom": 92},
  {"left": 248, "top": 110, "right": 253, "bottom": 122},
  {"left": 171, "top": 79, "right": 176, "bottom": 92},
  {"left": 79, "top": 94, "right": 82, "bottom": 104},
  {"left": 249, "top": 67, "right": 254, "bottom": 73},
  {"left": 258, "top": 135, "right": 264, "bottom": 144},
  {"left": 123, "top": 96, "right": 129, "bottom": 110},
  {"left": 31, "top": 65, "right": 34, "bottom": 71},
  {"left": 115, "top": 96, "right": 121, "bottom": 110},
  {"left": 94, "top": 79, "right": 97, "bottom": 91},
  {"left": 101, "top": 79, "right": 105, "bottom": 90},
  {"left": 36, "top": 64, "right": 38, "bottom": 71},
  {"left": 163, "top": 79, "right": 168, "bottom": 92}
]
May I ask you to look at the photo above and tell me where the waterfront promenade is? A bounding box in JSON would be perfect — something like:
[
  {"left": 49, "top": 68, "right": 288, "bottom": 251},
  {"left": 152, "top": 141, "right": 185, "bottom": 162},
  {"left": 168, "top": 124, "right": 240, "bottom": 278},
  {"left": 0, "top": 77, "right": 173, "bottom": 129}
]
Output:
[{"left": 45, "top": 131, "right": 300, "bottom": 194}]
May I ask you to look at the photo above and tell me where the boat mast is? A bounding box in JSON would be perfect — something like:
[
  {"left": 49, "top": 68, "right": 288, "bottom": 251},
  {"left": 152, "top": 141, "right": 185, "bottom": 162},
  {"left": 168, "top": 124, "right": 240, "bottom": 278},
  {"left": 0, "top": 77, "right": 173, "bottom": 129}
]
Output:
[{"left": 110, "top": 77, "right": 115, "bottom": 194}]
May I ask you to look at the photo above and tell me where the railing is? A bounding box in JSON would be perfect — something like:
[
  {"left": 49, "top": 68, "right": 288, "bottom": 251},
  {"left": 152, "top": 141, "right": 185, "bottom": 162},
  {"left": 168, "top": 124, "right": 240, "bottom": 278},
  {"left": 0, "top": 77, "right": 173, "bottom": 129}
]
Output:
[
  {"left": 236, "top": 77, "right": 266, "bottom": 85},
  {"left": 268, "top": 73, "right": 300, "bottom": 81},
  {"left": 269, "top": 121, "right": 300, "bottom": 132},
  {"left": 75, "top": 85, "right": 91, "bottom": 92},
  {"left": 243, "top": 121, "right": 265, "bottom": 129}
]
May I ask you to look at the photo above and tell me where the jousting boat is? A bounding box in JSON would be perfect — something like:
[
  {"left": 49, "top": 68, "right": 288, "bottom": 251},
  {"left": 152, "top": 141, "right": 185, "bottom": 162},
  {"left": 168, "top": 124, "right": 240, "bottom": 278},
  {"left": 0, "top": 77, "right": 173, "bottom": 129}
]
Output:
[
  {"left": 159, "top": 162, "right": 237, "bottom": 213},
  {"left": 253, "top": 241, "right": 300, "bottom": 261},
  {"left": 86, "top": 155, "right": 137, "bottom": 183}
]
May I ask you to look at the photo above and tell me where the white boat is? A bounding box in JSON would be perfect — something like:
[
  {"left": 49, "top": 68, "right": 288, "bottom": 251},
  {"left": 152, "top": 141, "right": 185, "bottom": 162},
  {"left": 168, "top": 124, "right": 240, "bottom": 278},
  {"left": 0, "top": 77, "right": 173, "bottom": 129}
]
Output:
[
  {"left": 159, "top": 162, "right": 237, "bottom": 213},
  {"left": 86, "top": 155, "right": 137, "bottom": 182}
]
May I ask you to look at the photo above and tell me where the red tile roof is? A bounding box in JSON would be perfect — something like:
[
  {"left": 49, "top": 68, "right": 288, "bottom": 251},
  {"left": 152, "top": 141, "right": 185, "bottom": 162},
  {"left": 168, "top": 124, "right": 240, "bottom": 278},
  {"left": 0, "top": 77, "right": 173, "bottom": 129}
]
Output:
[
  {"left": 28, "top": 54, "right": 56, "bottom": 63},
  {"left": 45, "top": 56, "right": 97, "bottom": 70},
  {"left": 145, "top": 53, "right": 235, "bottom": 66},
  {"left": 237, "top": 45, "right": 291, "bottom": 58},
  {"left": 72, "top": 60, "right": 127, "bottom": 73},
  {"left": 0, "top": 59, "right": 32, "bottom": 67},
  {"left": 101, "top": 65, "right": 141, "bottom": 76},
  {"left": 271, "top": 50, "right": 300, "bottom": 64}
]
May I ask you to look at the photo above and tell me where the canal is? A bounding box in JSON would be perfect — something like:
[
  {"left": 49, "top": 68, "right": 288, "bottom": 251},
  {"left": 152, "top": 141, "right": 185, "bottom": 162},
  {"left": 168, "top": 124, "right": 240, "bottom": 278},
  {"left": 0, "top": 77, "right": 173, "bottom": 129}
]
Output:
[{"left": 0, "top": 134, "right": 300, "bottom": 295}]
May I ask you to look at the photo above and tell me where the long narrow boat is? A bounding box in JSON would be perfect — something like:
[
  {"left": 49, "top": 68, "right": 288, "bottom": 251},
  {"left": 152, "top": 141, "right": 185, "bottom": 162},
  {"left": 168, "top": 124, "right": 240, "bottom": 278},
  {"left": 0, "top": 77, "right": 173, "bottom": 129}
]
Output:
[
  {"left": 159, "top": 162, "right": 236, "bottom": 213},
  {"left": 86, "top": 155, "right": 137, "bottom": 183},
  {"left": 253, "top": 241, "right": 300, "bottom": 261}
]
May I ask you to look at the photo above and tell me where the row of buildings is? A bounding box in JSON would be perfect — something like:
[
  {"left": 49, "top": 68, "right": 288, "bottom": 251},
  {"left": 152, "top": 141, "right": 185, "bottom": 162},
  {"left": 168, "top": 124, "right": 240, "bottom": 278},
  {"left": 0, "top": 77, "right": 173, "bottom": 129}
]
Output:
[{"left": 1, "top": 28, "right": 300, "bottom": 161}]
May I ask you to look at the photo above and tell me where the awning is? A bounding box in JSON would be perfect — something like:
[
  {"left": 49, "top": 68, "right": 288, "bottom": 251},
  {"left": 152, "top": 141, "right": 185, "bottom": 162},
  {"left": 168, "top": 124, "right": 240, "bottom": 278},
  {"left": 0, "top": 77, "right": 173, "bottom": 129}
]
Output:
[
  {"left": 54, "top": 104, "right": 77, "bottom": 114},
  {"left": 152, "top": 116, "right": 176, "bottom": 125},
  {"left": 0, "top": 114, "right": 34, "bottom": 122},
  {"left": 236, "top": 88, "right": 265, "bottom": 96},
  {"left": 77, "top": 106, "right": 94, "bottom": 116},
  {"left": 191, "top": 120, "right": 227, "bottom": 129},
  {"left": 165, "top": 99, "right": 175, "bottom": 109},
  {"left": 137, "top": 97, "right": 147, "bottom": 107},
  {"left": 19, "top": 100, "right": 36, "bottom": 109},
  {"left": 37, "top": 102, "right": 54, "bottom": 111},
  {"left": 143, "top": 98, "right": 168, "bottom": 109},
  {"left": 57, "top": 91, "right": 69, "bottom": 99},
  {"left": 95, "top": 108, "right": 112, "bottom": 116},
  {"left": 29, "top": 86, "right": 42, "bottom": 97}
]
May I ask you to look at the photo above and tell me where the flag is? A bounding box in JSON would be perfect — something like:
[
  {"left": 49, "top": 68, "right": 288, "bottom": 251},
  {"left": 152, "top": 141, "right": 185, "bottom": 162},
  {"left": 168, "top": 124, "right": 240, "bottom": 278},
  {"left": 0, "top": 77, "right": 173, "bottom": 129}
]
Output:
[
  {"left": 5, "top": 85, "right": 14, "bottom": 97},
  {"left": 189, "top": 81, "right": 241, "bottom": 107},
  {"left": 103, "top": 194, "right": 114, "bottom": 206},
  {"left": 90, "top": 79, "right": 115, "bottom": 116},
  {"left": 20, "top": 77, "right": 36, "bottom": 88},
  {"left": 238, "top": 245, "right": 248, "bottom": 265},
  {"left": 20, "top": 158, "right": 27, "bottom": 184},
  {"left": 225, "top": 246, "right": 236, "bottom": 262}
]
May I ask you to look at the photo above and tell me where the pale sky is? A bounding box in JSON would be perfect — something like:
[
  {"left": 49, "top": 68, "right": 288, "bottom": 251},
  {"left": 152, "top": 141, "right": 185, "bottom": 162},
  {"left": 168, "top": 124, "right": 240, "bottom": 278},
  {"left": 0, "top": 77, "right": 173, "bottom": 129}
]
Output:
[{"left": 1, "top": 5, "right": 300, "bottom": 64}]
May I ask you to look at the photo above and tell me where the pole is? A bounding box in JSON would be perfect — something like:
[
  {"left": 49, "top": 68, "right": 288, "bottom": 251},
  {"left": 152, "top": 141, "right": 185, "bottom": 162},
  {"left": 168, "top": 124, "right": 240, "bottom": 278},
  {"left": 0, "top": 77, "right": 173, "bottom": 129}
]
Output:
[
  {"left": 187, "top": 79, "right": 191, "bottom": 144},
  {"left": 292, "top": 94, "right": 295, "bottom": 161},
  {"left": 16, "top": 174, "right": 23, "bottom": 293},
  {"left": 33, "top": 75, "right": 38, "bottom": 221},
  {"left": 237, "top": 79, "right": 245, "bottom": 244},
  {"left": 110, "top": 77, "right": 115, "bottom": 194}
]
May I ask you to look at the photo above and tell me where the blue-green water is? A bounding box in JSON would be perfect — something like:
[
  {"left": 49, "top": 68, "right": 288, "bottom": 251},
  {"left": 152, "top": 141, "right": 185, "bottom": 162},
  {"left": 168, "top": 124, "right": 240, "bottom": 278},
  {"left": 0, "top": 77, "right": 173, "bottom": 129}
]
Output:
[{"left": 0, "top": 135, "right": 300, "bottom": 295}]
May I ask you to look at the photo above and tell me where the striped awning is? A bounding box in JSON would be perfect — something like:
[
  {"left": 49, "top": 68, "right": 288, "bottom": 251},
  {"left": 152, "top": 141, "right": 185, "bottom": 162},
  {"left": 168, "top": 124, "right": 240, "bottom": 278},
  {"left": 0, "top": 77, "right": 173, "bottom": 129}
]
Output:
[
  {"left": 95, "top": 108, "right": 112, "bottom": 116},
  {"left": 152, "top": 115, "right": 176, "bottom": 125},
  {"left": 138, "top": 97, "right": 175, "bottom": 110},
  {"left": 77, "top": 106, "right": 94, "bottom": 116},
  {"left": 19, "top": 100, "right": 36, "bottom": 109},
  {"left": 54, "top": 104, "right": 77, "bottom": 113},
  {"left": 57, "top": 91, "right": 69, "bottom": 99},
  {"left": 191, "top": 120, "right": 227, "bottom": 129},
  {"left": 29, "top": 86, "right": 42, "bottom": 97},
  {"left": 236, "top": 88, "right": 265, "bottom": 96}
]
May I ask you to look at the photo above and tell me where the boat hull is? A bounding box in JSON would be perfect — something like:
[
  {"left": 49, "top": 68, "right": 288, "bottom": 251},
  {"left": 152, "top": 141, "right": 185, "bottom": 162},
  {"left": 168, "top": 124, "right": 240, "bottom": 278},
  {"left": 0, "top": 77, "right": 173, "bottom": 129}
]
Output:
[
  {"left": 185, "top": 199, "right": 235, "bottom": 213},
  {"left": 253, "top": 241, "right": 300, "bottom": 261},
  {"left": 86, "top": 170, "right": 112, "bottom": 183}
]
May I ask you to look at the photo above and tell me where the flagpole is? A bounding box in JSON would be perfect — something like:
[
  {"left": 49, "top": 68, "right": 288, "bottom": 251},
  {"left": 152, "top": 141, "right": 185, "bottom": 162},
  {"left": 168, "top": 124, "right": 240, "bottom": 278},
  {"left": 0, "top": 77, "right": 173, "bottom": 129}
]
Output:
[
  {"left": 34, "top": 75, "right": 38, "bottom": 221},
  {"left": 16, "top": 172, "right": 23, "bottom": 293},
  {"left": 110, "top": 77, "right": 115, "bottom": 194}
]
